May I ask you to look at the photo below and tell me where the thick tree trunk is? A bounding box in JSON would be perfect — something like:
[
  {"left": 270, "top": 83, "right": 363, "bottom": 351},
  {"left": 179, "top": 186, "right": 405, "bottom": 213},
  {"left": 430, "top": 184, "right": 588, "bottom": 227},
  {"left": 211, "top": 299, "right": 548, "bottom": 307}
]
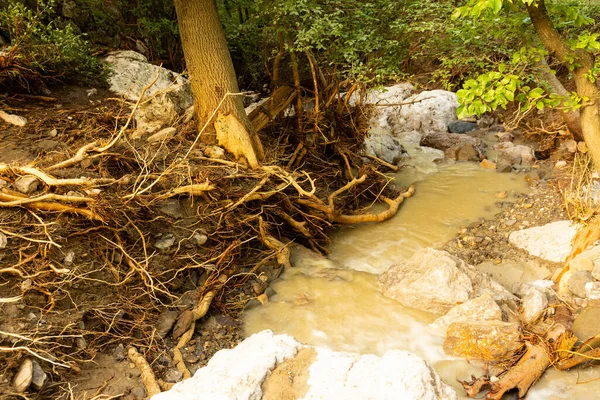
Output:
[
  {"left": 527, "top": 0, "right": 600, "bottom": 171},
  {"left": 173, "top": 0, "right": 263, "bottom": 167},
  {"left": 534, "top": 57, "right": 583, "bottom": 141}
]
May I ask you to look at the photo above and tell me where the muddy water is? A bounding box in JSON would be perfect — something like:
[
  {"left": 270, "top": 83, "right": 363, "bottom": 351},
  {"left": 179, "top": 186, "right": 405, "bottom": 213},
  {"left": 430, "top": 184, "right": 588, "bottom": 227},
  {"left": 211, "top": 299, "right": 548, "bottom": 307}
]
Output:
[{"left": 244, "top": 162, "right": 600, "bottom": 399}]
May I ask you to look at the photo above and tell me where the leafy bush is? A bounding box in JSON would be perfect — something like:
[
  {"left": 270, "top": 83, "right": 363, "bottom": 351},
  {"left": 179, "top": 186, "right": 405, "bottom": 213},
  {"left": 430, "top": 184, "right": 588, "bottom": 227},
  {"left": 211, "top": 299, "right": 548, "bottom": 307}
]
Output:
[{"left": 0, "top": 0, "right": 105, "bottom": 90}]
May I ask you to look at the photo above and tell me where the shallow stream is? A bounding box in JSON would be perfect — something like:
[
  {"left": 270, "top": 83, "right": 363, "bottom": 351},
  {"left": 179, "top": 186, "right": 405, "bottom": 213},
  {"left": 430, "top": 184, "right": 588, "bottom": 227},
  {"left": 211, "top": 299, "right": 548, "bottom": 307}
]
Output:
[{"left": 244, "top": 160, "right": 600, "bottom": 399}]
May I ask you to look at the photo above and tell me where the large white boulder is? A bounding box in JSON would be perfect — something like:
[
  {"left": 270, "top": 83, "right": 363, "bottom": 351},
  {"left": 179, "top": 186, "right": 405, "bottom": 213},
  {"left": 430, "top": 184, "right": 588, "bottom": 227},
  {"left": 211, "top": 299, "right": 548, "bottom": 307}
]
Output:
[
  {"left": 378, "top": 248, "right": 514, "bottom": 314},
  {"left": 104, "top": 51, "right": 193, "bottom": 134},
  {"left": 508, "top": 220, "right": 578, "bottom": 263},
  {"left": 152, "top": 330, "right": 457, "bottom": 400},
  {"left": 391, "top": 90, "right": 459, "bottom": 134}
]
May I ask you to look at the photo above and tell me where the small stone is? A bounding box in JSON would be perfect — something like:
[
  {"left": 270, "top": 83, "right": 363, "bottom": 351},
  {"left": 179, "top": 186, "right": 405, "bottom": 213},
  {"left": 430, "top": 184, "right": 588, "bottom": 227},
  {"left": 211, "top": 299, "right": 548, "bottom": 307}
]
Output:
[
  {"left": 204, "top": 145, "right": 226, "bottom": 160},
  {"left": 147, "top": 127, "right": 177, "bottom": 144},
  {"left": 154, "top": 235, "right": 176, "bottom": 250},
  {"left": 14, "top": 175, "right": 40, "bottom": 194},
  {"left": 480, "top": 159, "right": 496, "bottom": 169},
  {"left": 30, "top": 360, "right": 47, "bottom": 390},
  {"left": 114, "top": 344, "right": 126, "bottom": 361},
  {"left": 63, "top": 251, "right": 75, "bottom": 266},
  {"left": 13, "top": 358, "right": 32, "bottom": 393},
  {"left": 164, "top": 369, "right": 183, "bottom": 383},
  {"left": 566, "top": 271, "right": 594, "bottom": 298},
  {"left": 193, "top": 233, "right": 208, "bottom": 246}
]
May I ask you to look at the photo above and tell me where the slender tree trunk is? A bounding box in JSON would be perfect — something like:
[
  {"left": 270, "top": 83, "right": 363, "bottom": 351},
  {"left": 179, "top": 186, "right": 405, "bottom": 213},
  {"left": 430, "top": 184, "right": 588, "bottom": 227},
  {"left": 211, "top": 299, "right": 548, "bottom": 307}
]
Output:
[
  {"left": 527, "top": 0, "right": 600, "bottom": 171},
  {"left": 173, "top": 0, "right": 263, "bottom": 167},
  {"left": 534, "top": 57, "right": 583, "bottom": 141}
]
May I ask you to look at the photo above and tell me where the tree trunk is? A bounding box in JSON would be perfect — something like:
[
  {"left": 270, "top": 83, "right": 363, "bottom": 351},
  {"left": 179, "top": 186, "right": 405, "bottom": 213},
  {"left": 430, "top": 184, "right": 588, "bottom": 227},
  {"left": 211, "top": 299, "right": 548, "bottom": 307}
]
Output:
[
  {"left": 173, "top": 0, "right": 263, "bottom": 167},
  {"left": 534, "top": 57, "right": 583, "bottom": 141},
  {"left": 527, "top": 0, "right": 600, "bottom": 172}
]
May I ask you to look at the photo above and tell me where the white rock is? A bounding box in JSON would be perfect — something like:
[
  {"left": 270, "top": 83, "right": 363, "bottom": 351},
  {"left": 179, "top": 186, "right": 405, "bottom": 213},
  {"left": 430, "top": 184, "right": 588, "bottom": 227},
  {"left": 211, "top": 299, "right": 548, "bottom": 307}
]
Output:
[
  {"left": 392, "top": 90, "right": 459, "bottom": 133},
  {"left": 364, "top": 128, "right": 408, "bottom": 164},
  {"left": 378, "top": 248, "right": 514, "bottom": 314},
  {"left": 508, "top": 221, "right": 578, "bottom": 263},
  {"left": 152, "top": 330, "right": 457, "bottom": 400},
  {"left": 151, "top": 330, "right": 302, "bottom": 400},
  {"left": 430, "top": 294, "right": 502, "bottom": 335},
  {"left": 104, "top": 51, "right": 193, "bottom": 134},
  {"left": 304, "top": 347, "right": 457, "bottom": 400},
  {"left": 14, "top": 175, "right": 40, "bottom": 194},
  {"left": 521, "top": 287, "right": 548, "bottom": 323}
]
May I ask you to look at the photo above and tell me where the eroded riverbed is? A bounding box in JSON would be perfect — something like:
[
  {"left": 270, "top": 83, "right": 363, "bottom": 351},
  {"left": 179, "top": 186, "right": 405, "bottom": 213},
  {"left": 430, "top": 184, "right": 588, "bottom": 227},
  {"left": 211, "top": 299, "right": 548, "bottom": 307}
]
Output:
[{"left": 244, "top": 162, "right": 600, "bottom": 399}]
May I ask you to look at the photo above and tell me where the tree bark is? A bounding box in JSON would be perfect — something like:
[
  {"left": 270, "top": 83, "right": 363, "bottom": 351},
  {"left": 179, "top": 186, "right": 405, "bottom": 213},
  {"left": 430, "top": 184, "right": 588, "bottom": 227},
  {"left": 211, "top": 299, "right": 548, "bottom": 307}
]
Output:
[
  {"left": 526, "top": 0, "right": 600, "bottom": 171},
  {"left": 173, "top": 0, "right": 263, "bottom": 166}
]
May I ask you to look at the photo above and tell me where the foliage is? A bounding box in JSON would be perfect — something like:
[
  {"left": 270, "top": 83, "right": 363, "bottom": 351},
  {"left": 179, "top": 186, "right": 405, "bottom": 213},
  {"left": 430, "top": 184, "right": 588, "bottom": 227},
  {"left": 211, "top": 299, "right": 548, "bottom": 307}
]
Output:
[
  {"left": 453, "top": 0, "right": 600, "bottom": 118},
  {"left": 0, "top": 0, "right": 105, "bottom": 89}
]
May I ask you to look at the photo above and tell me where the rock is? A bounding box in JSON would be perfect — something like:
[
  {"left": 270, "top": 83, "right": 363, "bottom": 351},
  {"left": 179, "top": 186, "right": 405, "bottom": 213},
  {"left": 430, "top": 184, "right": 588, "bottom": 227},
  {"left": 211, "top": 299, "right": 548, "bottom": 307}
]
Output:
[
  {"left": 103, "top": 51, "right": 193, "bottom": 134},
  {"left": 164, "top": 369, "right": 184, "bottom": 383},
  {"left": 13, "top": 359, "right": 33, "bottom": 393},
  {"left": 448, "top": 121, "right": 477, "bottom": 134},
  {"left": 565, "top": 271, "right": 594, "bottom": 298},
  {"left": 508, "top": 220, "right": 578, "bottom": 263},
  {"left": 480, "top": 159, "right": 496, "bottom": 169},
  {"left": 154, "top": 235, "right": 176, "bottom": 250},
  {"left": 444, "top": 321, "right": 521, "bottom": 361},
  {"left": 147, "top": 127, "right": 177, "bottom": 144},
  {"left": 193, "top": 233, "right": 208, "bottom": 246},
  {"left": 494, "top": 142, "right": 535, "bottom": 172},
  {"left": 378, "top": 248, "right": 514, "bottom": 314},
  {"left": 204, "top": 145, "right": 226, "bottom": 160},
  {"left": 572, "top": 307, "right": 600, "bottom": 340},
  {"left": 421, "top": 132, "right": 485, "bottom": 161},
  {"left": 30, "top": 360, "right": 47, "bottom": 390},
  {"left": 364, "top": 129, "right": 408, "bottom": 164},
  {"left": 14, "top": 175, "right": 40, "bottom": 194},
  {"left": 495, "top": 131, "right": 514, "bottom": 142},
  {"left": 152, "top": 330, "right": 457, "bottom": 400},
  {"left": 156, "top": 310, "right": 179, "bottom": 338},
  {"left": 392, "top": 90, "right": 460, "bottom": 133},
  {"left": 521, "top": 287, "right": 548, "bottom": 323},
  {"left": 430, "top": 295, "right": 502, "bottom": 335},
  {"left": 569, "top": 245, "right": 600, "bottom": 274}
]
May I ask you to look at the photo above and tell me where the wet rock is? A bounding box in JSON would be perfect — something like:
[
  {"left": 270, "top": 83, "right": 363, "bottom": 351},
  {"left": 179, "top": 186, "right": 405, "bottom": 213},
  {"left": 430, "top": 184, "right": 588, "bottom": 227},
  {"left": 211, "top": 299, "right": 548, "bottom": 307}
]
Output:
[
  {"left": 494, "top": 142, "right": 535, "bottom": 172},
  {"left": 156, "top": 310, "right": 179, "bottom": 338},
  {"left": 565, "top": 271, "right": 594, "bottom": 298},
  {"left": 147, "top": 127, "right": 177, "bottom": 144},
  {"left": 364, "top": 129, "right": 408, "bottom": 165},
  {"left": 393, "top": 90, "right": 460, "bottom": 133},
  {"left": 430, "top": 295, "right": 502, "bottom": 335},
  {"left": 379, "top": 248, "right": 514, "bottom": 314},
  {"left": 154, "top": 234, "right": 176, "bottom": 250},
  {"left": 152, "top": 330, "right": 457, "bottom": 400},
  {"left": 448, "top": 121, "right": 477, "bottom": 134},
  {"left": 14, "top": 175, "right": 40, "bottom": 194},
  {"left": 421, "top": 132, "right": 485, "bottom": 161},
  {"left": 521, "top": 287, "right": 548, "bottom": 323},
  {"left": 30, "top": 360, "right": 47, "bottom": 390},
  {"left": 165, "top": 369, "right": 184, "bottom": 383},
  {"left": 13, "top": 358, "right": 33, "bottom": 393},
  {"left": 444, "top": 321, "right": 521, "bottom": 361},
  {"left": 572, "top": 307, "right": 600, "bottom": 341},
  {"left": 508, "top": 220, "right": 578, "bottom": 263},
  {"left": 104, "top": 51, "right": 193, "bottom": 134}
]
